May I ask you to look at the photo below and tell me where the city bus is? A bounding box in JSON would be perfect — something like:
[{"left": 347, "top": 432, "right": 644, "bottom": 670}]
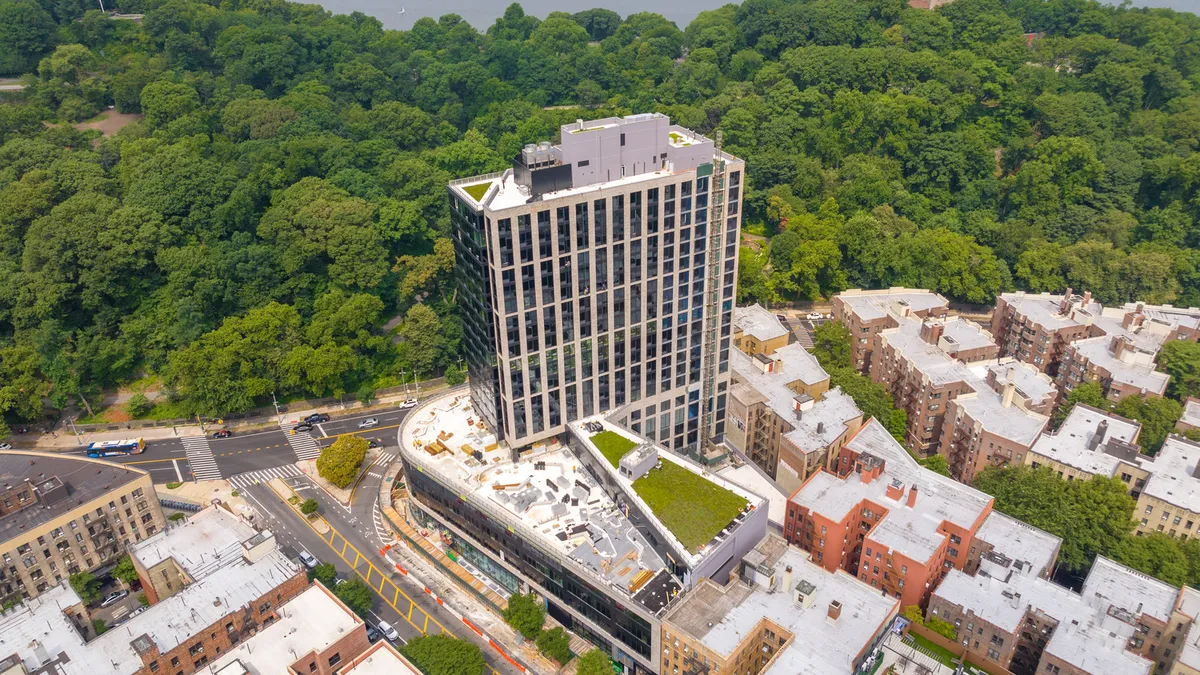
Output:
[{"left": 86, "top": 438, "right": 146, "bottom": 458}]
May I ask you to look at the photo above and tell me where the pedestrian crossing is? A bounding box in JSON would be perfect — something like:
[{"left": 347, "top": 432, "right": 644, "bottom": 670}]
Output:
[
  {"left": 281, "top": 423, "right": 323, "bottom": 460},
  {"left": 228, "top": 465, "right": 303, "bottom": 490},
  {"left": 180, "top": 435, "right": 222, "bottom": 481}
]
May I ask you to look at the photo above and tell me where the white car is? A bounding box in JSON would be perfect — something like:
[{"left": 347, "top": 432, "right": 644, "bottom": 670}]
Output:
[
  {"left": 358, "top": 418, "right": 379, "bottom": 429},
  {"left": 100, "top": 590, "right": 128, "bottom": 607},
  {"left": 0, "top": 443, "right": 10, "bottom": 450},
  {"left": 298, "top": 550, "right": 318, "bottom": 569},
  {"left": 806, "top": 312, "right": 824, "bottom": 321},
  {"left": 377, "top": 620, "right": 401, "bottom": 643},
  {"left": 398, "top": 398, "right": 418, "bottom": 410}
]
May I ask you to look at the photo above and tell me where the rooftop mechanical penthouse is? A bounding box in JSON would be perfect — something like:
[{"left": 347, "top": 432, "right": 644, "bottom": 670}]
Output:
[{"left": 447, "top": 113, "right": 745, "bottom": 457}]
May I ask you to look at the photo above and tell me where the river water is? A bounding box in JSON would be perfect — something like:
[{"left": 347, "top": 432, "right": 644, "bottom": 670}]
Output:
[{"left": 317, "top": 0, "right": 1196, "bottom": 30}]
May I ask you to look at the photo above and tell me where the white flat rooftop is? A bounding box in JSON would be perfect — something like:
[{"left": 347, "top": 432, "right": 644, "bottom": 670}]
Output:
[
  {"left": 1028, "top": 404, "right": 1143, "bottom": 477},
  {"left": 206, "top": 584, "right": 363, "bottom": 675},
  {"left": 400, "top": 392, "right": 675, "bottom": 607},
  {"left": 791, "top": 420, "right": 992, "bottom": 564},
  {"left": 338, "top": 641, "right": 421, "bottom": 675},
  {"left": 974, "top": 510, "right": 1061, "bottom": 578},
  {"left": 1182, "top": 399, "right": 1200, "bottom": 429},
  {"left": 0, "top": 508, "right": 301, "bottom": 675},
  {"left": 1139, "top": 435, "right": 1200, "bottom": 514},
  {"left": 733, "top": 304, "right": 789, "bottom": 343},
  {"left": 837, "top": 288, "right": 948, "bottom": 322},
  {"left": 1000, "top": 292, "right": 1102, "bottom": 331},
  {"left": 986, "top": 360, "right": 1058, "bottom": 406},
  {"left": 1069, "top": 336, "right": 1169, "bottom": 394},
  {"left": 667, "top": 542, "right": 896, "bottom": 675},
  {"left": 715, "top": 462, "right": 787, "bottom": 527}
]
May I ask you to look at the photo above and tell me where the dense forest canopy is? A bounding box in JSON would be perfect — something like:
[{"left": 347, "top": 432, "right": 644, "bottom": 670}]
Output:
[{"left": 0, "top": 0, "right": 1199, "bottom": 432}]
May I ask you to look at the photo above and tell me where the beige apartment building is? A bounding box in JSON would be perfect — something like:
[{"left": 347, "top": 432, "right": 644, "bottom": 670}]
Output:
[
  {"left": 726, "top": 306, "right": 863, "bottom": 494},
  {"left": 732, "top": 303, "right": 790, "bottom": 357},
  {"left": 0, "top": 451, "right": 165, "bottom": 605}
]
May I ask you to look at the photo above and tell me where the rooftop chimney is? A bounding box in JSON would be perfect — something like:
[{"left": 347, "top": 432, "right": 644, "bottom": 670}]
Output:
[
  {"left": 1060, "top": 288, "right": 1074, "bottom": 314},
  {"left": 828, "top": 600, "right": 842, "bottom": 622},
  {"left": 1082, "top": 290, "right": 1092, "bottom": 306},
  {"left": 1088, "top": 420, "right": 1109, "bottom": 451},
  {"left": 782, "top": 565, "right": 793, "bottom": 596},
  {"left": 907, "top": 485, "right": 919, "bottom": 508},
  {"left": 921, "top": 321, "right": 945, "bottom": 345},
  {"left": 1002, "top": 381, "right": 1016, "bottom": 408},
  {"left": 817, "top": 422, "right": 825, "bottom": 434}
]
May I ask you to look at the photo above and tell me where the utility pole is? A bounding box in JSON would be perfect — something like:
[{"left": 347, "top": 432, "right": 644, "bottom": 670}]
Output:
[
  {"left": 271, "top": 391, "right": 281, "bottom": 424},
  {"left": 400, "top": 370, "right": 409, "bottom": 396},
  {"left": 67, "top": 417, "right": 82, "bottom": 446}
]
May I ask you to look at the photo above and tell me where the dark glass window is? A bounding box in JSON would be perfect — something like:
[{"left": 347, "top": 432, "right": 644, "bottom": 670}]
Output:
[
  {"left": 611, "top": 195, "right": 624, "bottom": 242},
  {"left": 518, "top": 215, "right": 533, "bottom": 264},
  {"left": 537, "top": 210, "right": 552, "bottom": 259},
  {"left": 575, "top": 202, "right": 589, "bottom": 249},
  {"left": 557, "top": 206, "right": 571, "bottom": 254},
  {"left": 498, "top": 218, "right": 513, "bottom": 268},
  {"left": 629, "top": 191, "right": 641, "bottom": 238},
  {"left": 593, "top": 198, "right": 606, "bottom": 246}
]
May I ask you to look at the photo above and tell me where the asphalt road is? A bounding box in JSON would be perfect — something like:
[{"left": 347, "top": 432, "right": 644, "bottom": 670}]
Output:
[
  {"left": 240, "top": 469, "right": 521, "bottom": 675},
  {"left": 79, "top": 407, "right": 414, "bottom": 483}
]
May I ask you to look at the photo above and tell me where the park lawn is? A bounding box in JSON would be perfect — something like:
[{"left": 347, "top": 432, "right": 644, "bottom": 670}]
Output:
[
  {"left": 632, "top": 461, "right": 747, "bottom": 553},
  {"left": 462, "top": 182, "right": 490, "bottom": 202},
  {"left": 591, "top": 430, "right": 637, "bottom": 467}
]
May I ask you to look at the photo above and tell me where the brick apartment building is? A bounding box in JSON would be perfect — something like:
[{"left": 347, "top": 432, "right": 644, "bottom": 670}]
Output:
[
  {"left": 993, "top": 290, "right": 1198, "bottom": 403},
  {"left": 982, "top": 361, "right": 1059, "bottom": 416},
  {"left": 0, "top": 451, "right": 166, "bottom": 605},
  {"left": 868, "top": 317, "right": 998, "bottom": 455},
  {"left": 930, "top": 556, "right": 1200, "bottom": 675},
  {"left": 0, "top": 505, "right": 314, "bottom": 675},
  {"left": 784, "top": 420, "right": 1059, "bottom": 610},
  {"left": 660, "top": 533, "right": 898, "bottom": 675},
  {"left": 1179, "top": 399, "right": 1200, "bottom": 434},
  {"left": 832, "top": 288, "right": 949, "bottom": 374}
]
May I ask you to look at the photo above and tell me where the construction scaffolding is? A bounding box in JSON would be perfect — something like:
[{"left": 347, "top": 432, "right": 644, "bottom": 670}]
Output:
[{"left": 698, "top": 130, "right": 726, "bottom": 459}]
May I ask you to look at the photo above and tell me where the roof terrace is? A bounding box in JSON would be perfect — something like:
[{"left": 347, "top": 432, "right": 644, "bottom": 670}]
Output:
[{"left": 400, "top": 392, "right": 680, "bottom": 611}]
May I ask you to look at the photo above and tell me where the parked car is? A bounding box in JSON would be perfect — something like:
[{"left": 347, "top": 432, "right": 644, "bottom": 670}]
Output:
[
  {"left": 398, "top": 398, "right": 418, "bottom": 410},
  {"left": 377, "top": 620, "right": 400, "bottom": 643},
  {"left": 0, "top": 443, "right": 10, "bottom": 450},
  {"left": 367, "top": 439, "right": 381, "bottom": 449},
  {"left": 212, "top": 429, "right": 232, "bottom": 439},
  {"left": 297, "top": 550, "right": 318, "bottom": 569},
  {"left": 358, "top": 418, "right": 379, "bottom": 429},
  {"left": 776, "top": 314, "right": 788, "bottom": 323},
  {"left": 293, "top": 422, "right": 314, "bottom": 432},
  {"left": 806, "top": 312, "right": 824, "bottom": 321},
  {"left": 304, "top": 413, "right": 330, "bottom": 424},
  {"left": 366, "top": 625, "right": 382, "bottom": 643},
  {"left": 100, "top": 590, "right": 128, "bottom": 608}
]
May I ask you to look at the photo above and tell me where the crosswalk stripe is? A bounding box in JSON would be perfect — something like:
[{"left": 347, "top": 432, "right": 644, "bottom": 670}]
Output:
[
  {"left": 280, "top": 423, "right": 323, "bottom": 461},
  {"left": 228, "top": 464, "right": 303, "bottom": 489},
  {"left": 180, "top": 436, "right": 222, "bottom": 480}
]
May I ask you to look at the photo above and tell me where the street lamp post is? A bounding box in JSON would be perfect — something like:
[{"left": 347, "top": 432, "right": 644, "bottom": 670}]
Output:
[
  {"left": 271, "top": 391, "right": 281, "bottom": 424},
  {"left": 400, "top": 370, "right": 409, "bottom": 397}
]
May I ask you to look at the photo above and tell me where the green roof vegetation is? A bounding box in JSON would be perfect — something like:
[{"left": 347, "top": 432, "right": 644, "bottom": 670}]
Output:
[
  {"left": 462, "top": 182, "right": 490, "bottom": 202},
  {"left": 590, "top": 430, "right": 636, "bottom": 467},
  {"left": 668, "top": 132, "right": 692, "bottom": 146},
  {"left": 632, "top": 461, "right": 747, "bottom": 553}
]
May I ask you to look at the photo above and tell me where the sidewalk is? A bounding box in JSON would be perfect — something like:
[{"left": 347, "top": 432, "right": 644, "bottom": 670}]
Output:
[{"left": 25, "top": 383, "right": 454, "bottom": 451}]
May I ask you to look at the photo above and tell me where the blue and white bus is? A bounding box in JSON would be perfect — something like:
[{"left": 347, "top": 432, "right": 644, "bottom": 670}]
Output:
[{"left": 86, "top": 438, "right": 145, "bottom": 458}]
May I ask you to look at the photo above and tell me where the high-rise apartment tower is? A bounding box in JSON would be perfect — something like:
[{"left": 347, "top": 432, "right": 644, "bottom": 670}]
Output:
[{"left": 447, "top": 113, "right": 744, "bottom": 455}]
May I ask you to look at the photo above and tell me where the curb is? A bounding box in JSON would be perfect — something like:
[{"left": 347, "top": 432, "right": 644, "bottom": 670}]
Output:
[{"left": 378, "top": 543, "right": 530, "bottom": 674}]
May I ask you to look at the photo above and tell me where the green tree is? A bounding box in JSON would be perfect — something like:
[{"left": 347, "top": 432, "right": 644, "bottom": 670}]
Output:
[
  {"left": 973, "top": 465, "right": 1135, "bottom": 572},
  {"left": 445, "top": 363, "right": 466, "bottom": 386},
  {"left": 1110, "top": 533, "right": 1192, "bottom": 587},
  {"left": 576, "top": 649, "right": 612, "bottom": 675},
  {"left": 536, "top": 627, "right": 572, "bottom": 665},
  {"left": 811, "top": 320, "right": 852, "bottom": 371},
  {"left": 1159, "top": 341, "right": 1200, "bottom": 402},
  {"left": 1052, "top": 382, "right": 1110, "bottom": 429},
  {"left": 139, "top": 80, "right": 201, "bottom": 127},
  {"left": 1112, "top": 396, "right": 1182, "bottom": 456},
  {"left": 316, "top": 436, "right": 369, "bottom": 489},
  {"left": 919, "top": 454, "right": 951, "bottom": 477},
  {"left": 503, "top": 592, "right": 545, "bottom": 639},
  {"left": 300, "top": 498, "right": 319, "bottom": 515},
  {"left": 112, "top": 555, "right": 139, "bottom": 586},
  {"left": 69, "top": 572, "right": 102, "bottom": 604},
  {"left": 401, "top": 634, "right": 486, "bottom": 675},
  {"left": 0, "top": 0, "right": 57, "bottom": 75},
  {"left": 398, "top": 304, "right": 447, "bottom": 377},
  {"left": 308, "top": 562, "right": 337, "bottom": 585},
  {"left": 126, "top": 393, "right": 151, "bottom": 419},
  {"left": 332, "top": 578, "right": 373, "bottom": 618}
]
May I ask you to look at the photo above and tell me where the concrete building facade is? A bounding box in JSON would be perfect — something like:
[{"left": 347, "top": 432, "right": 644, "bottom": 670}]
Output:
[
  {"left": 448, "top": 113, "right": 743, "bottom": 457},
  {"left": 0, "top": 451, "right": 166, "bottom": 605}
]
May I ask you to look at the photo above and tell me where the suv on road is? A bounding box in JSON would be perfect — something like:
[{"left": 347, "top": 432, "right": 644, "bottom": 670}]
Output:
[
  {"left": 297, "top": 550, "right": 318, "bottom": 569},
  {"left": 398, "top": 398, "right": 418, "bottom": 409},
  {"left": 292, "top": 422, "right": 314, "bottom": 432},
  {"left": 358, "top": 418, "right": 379, "bottom": 429},
  {"left": 304, "top": 413, "right": 330, "bottom": 424},
  {"left": 377, "top": 620, "right": 400, "bottom": 643}
]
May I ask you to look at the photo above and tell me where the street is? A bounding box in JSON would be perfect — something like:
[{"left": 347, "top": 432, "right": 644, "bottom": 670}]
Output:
[
  {"left": 75, "top": 406, "right": 415, "bottom": 484},
  {"left": 238, "top": 467, "right": 523, "bottom": 675}
]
